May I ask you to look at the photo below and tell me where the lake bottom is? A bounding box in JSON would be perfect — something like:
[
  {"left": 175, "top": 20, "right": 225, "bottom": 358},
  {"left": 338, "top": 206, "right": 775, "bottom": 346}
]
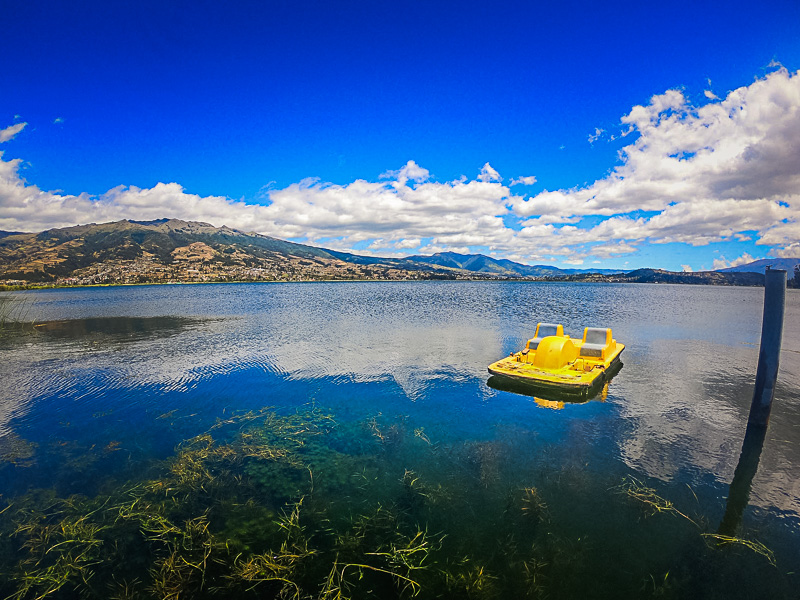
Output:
[{"left": 0, "top": 384, "right": 792, "bottom": 600}]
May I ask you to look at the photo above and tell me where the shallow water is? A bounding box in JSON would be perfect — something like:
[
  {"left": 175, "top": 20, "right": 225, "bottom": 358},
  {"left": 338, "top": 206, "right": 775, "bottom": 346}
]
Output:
[{"left": 1, "top": 281, "right": 798, "bottom": 599}]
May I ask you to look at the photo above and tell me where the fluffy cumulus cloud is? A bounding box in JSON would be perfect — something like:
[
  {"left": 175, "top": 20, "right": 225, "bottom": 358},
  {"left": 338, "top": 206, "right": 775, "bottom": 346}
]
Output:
[
  {"left": 261, "top": 167, "right": 516, "bottom": 254},
  {"left": 712, "top": 253, "right": 755, "bottom": 270},
  {"left": 0, "top": 156, "right": 258, "bottom": 234},
  {"left": 1, "top": 68, "right": 799, "bottom": 264},
  {"left": 512, "top": 67, "right": 800, "bottom": 259},
  {"left": 0, "top": 148, "right": 518, "bottom": 257},
  {"left": 477, "top": 162, "right": 502, "bottom": 182},
  {"left": 770, "top": 243, "right": 800, "bottom": 258}
]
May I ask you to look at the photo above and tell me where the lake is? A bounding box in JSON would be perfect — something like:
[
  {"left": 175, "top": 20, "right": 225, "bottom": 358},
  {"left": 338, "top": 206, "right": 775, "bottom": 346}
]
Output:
[{"left": 1, "top": 281, "right": 798, "bottom": 599}]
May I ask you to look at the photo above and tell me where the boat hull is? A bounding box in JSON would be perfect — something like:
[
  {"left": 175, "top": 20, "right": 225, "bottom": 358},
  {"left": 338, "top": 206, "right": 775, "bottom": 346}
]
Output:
[{"left": 488, "top": 348, "right": 624, "bottom": 395}]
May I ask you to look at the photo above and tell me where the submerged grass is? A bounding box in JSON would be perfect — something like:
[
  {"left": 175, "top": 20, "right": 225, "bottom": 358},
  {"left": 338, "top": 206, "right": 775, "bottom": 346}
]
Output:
[
  {"left": 0, "top": 407, "right": 788, "bottom": 599},
  {"left": 701, "top": 533, "right": 776, "bottom": 566},
  {"left": 614, "top": 476, "right": 698, "bottom": 526},
  {"left": 614, "top": 475, "right": 777, "bottom": 576}
]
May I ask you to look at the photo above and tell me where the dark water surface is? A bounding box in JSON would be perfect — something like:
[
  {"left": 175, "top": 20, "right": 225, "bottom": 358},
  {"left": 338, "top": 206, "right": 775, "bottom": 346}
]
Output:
[{"left": 1, "top": 282, "right": 798, "bottom": 599}]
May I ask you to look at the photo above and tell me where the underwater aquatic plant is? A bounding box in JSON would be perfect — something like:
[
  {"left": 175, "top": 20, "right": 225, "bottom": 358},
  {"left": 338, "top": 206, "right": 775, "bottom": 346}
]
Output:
[
  {"left": 701, "top": 533, "right": 776, "bottom": 566},
  {"left": 0, "top": 410, "right": 317, "bottom": 600},
  {"left": 399, "top": 469, "right": 451, "bottom": 514},
  {"left": 318, "top": 524, "right": 439, "bottom": 599},
  {"left": 106, "top": 574, "right": 143, "bottom": 600},
  {"left": 614, "top": 476, "right": 698, "bottom": 526},
  {"left": 0, "top": 434, "right": 37, "bottom": 467},
  {"left": 8, "top": 497, "right": 109, "bottom": 600},
  {"left": 13, "top": 407, "right": 782, "bottom": 600},
  {"left": 222, "top": 498, "right": 316, "bottom": 599},
  {"left": 443, "top": 562, "right": 498, "bottom": 600},
  {"left": 1, "top": 407, "right": 453, "bottom": 599},
  {"left": 518, "top": 486, "right": 548, "bottom": 523}
]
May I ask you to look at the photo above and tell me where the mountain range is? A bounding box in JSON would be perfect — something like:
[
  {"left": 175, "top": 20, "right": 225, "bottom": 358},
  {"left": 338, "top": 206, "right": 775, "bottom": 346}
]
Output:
[
  {"left": 716, "top": 257, "right": 800, "bottom": 274},
  {"left": 401, "top": 252, "right": 621, "bottom": 276},
  {"left": 0, "top": 219, "right": 797, "bottom": 287}
]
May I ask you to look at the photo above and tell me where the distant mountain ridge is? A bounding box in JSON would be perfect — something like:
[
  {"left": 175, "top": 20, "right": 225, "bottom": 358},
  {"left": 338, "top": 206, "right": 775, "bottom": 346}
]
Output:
[
  {"left": 31, "top": 218, "right": 335, "bottom": 260},
  {"left": 404, "top": 251, "right": 623, "bottom": 277},
  {"left": 716, "top": 257, "right": 800, "bottom": 274},
  {"left": 0, "top": 219, "right": 435, "bottom": 284},
  {"left": 0, "top": 219, "right": 793, "bottom": 287},
  {"left": 0, "top": 219, "right": 624, "bottom": 284}
]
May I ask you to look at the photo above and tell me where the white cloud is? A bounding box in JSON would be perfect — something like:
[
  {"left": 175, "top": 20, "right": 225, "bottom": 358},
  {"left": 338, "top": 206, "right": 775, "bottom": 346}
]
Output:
[
  {"left": 588, "top": 127, "right": 604, "bottom": 144},
  {"left": 0, "top": 160, "right": 252, "bottom": 233},
  {"left": 512, "top": 68, "right": 800, "bottom": 257},
  {"left": 711, "top": 258, "right": 727, "bottom": 269},
  {"left": 380, "top": 160, "right": 430, "bottom": 187},
  {"left": 728, "top": 252, "right": 755, "bottom": 266},
  {"left": 769, "top": 243, "right": 800, "bottom": 259},
  {"left": 260, "top": 167, "right": 516, "bottom": 251},
  {"left": 510, "top": 175, "right": 537, "bottom": 186},
  {"left": 704, "top": 77, "right": 717, "bottom": 99},
  {"left": 1, "top": 69, "right": 798, "bottom": 265},
  {"left": 395, "top": 238, "right": 423, "bottom": 250},
  {"left": 0, "top": 154, "right": 520, "bottom": 254},
  {"left": 477, "top": 162, "right": 502, "bottom": 182},
  {"left": 589, "top": 241, "right": 639, "bottom": 259},
  {"left": 418, "top": 243, "right": 471, "bottom": 255},
  {"left": 711, "top": 253, "right": 754, "bottom": 269},
  {"left": 0, "top": 122, "right": 26, "bottom": 143}
]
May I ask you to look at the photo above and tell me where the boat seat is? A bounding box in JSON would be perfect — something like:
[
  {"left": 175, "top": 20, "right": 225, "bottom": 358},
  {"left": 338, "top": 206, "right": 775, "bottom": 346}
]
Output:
[
  {"left": 527, "top": 322, "right": 564, "bottom": 350},
  {"left": 580, "top": 327, "right": 612, "bottom": 359}
]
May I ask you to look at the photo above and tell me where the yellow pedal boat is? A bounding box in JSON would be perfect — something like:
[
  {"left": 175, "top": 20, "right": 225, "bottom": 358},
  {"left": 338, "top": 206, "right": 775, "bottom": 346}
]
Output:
[{"left": 488, "top": 323, "right": 624, "bottom": 394}]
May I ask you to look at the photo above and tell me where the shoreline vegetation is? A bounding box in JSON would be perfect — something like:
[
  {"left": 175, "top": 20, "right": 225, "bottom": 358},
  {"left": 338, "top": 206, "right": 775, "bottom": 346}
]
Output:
[
  {"left": 0, "top": 268, "right": 785, "bottom": 293},
  {"left": 1, "top": 219, "right": 797, "bottom": 291},
  {"left": 0, "top": 264, "right": 792, "bottom": 292}
]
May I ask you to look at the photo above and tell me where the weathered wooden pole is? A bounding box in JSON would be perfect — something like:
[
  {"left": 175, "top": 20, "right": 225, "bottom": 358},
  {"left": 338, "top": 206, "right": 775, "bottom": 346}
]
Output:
[
  {"left": 747, "top": 268, "right": 787, "bottom": 427},
  {"left": 718, "top": 268, "right": 786, "bottom": 535}
]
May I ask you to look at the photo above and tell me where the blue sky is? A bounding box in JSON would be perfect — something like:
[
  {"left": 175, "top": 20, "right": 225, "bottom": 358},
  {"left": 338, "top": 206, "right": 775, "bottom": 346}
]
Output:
[{"left": 1, "top": 0, "right": 799, "bottom": 270}]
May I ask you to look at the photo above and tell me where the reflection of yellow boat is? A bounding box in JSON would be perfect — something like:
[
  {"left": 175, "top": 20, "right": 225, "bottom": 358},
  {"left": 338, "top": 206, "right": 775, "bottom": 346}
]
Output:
[
  {"left": 488, "top": 323, "right": 624, "bottom": 395},
  {"left": 487, "top": 364, "right": 620, "bottom": 406}
]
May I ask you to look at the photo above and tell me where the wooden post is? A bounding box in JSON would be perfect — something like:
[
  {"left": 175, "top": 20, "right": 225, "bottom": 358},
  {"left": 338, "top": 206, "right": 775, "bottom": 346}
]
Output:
[
  {"left": 747, "top": 268, "right": 786, "bottom": 427},
  {"left": 718, "top": 268, "right": 787, "bottom": 535}
]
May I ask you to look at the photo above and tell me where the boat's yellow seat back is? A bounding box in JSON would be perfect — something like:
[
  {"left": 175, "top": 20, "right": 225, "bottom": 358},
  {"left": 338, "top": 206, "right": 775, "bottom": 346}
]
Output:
[
  {"left": 533, "top": 336, "right": 578, "bottom": 369},
  {"left": 580, "top": 328, "right": 613, "bottom": 360},
  {"left": 526, "top": 323, "right": 564, "bottom": 350}
]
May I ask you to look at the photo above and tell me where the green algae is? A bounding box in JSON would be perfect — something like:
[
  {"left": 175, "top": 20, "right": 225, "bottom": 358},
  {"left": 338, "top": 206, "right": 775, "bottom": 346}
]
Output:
[{"left": 0, "top": 407, "right": 784, "bottom": 600}]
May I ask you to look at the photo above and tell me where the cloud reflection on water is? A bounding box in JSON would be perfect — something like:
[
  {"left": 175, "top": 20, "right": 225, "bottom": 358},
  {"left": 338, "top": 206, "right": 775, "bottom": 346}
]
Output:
[{"left": 1, "top": 283, "right": 799, "bottom": 523}]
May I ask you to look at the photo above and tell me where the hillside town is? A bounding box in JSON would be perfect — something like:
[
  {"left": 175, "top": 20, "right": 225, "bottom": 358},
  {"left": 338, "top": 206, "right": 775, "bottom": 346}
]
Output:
[
  {"left": 1, "top": 221, "right": 797, "bottom": 290},
  {"left": 0, "top": 241, "right": 463, "bottom": 288}
]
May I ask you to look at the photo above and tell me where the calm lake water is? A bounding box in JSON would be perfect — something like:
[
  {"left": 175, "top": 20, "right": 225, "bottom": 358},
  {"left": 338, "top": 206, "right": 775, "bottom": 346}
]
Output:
[{"left": 0, "top": 281, "right": 798, "bottom": 599}]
